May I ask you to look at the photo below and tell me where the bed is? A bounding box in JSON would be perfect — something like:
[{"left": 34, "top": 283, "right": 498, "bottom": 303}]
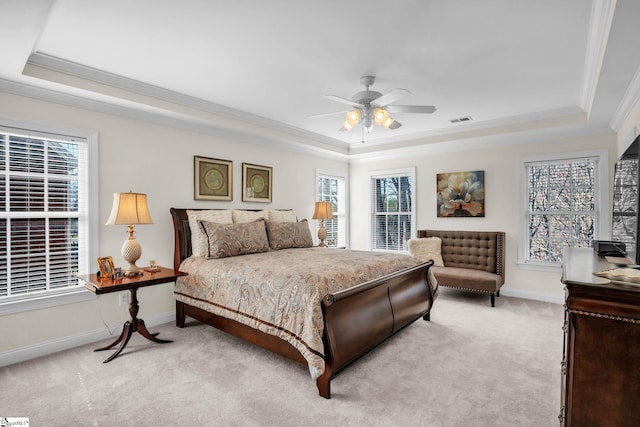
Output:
[{"left": 170, "top": 208, "right": 437, "bottom": 398}]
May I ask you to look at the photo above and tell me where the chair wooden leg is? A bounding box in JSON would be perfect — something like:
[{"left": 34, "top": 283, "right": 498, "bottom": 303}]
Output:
[{"left": 490, "top": 293, "right": 496, "bottom": 307}]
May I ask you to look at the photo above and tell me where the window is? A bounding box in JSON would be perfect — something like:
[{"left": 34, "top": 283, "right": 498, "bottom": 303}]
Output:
[
  {"left": 316, "top": 171, "right": 347, "bottom": 247},
  {"left": 370, "top": 168, "right": 416, "bottom": 251},
  {"left": 611, "top": 156, "right": 638, "bottom": 254},
  {"left": 519, "top": 151, "right": 609, "bottom": 269},
  {"left": 0, "top": 121, "right": 97, "bottom": 312}
]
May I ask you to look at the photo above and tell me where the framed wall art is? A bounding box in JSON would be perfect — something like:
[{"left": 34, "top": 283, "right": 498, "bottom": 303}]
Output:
[
  {"left": 242, "top": 163, "right": 272, "bottom": 203},
  {"left": 194, "top": 156, "right": 233, "bottom": 201},
  {"left": 436, "top": 170, "right": 485, "bottom": 217}
]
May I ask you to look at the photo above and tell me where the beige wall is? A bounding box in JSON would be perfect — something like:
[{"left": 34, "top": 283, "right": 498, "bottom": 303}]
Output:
[
  {"left": 0, "top": 89, "right": 621, "bottom": 359},
  {"left": 349, "top": 133, "right": 617, "bottom": 301},
  {"left": 0, "top": 92, "right": 348, "bottom": 354}
]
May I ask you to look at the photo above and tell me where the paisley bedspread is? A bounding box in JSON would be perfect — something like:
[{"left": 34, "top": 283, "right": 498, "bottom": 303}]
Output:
[{"left": 175, "top": 247, "right": 438, "bottom": 379}]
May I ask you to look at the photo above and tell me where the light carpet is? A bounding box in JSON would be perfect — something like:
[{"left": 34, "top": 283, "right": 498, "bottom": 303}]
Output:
[{"left": 1, "top": 290, "right": 564, "bottom": 426}]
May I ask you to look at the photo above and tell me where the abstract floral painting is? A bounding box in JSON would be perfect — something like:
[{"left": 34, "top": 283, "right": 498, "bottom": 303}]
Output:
[{"left": 437, "top": 170, "right": 485, "bottom": 217}]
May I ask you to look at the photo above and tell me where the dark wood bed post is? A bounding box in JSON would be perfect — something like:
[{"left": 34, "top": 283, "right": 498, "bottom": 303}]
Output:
[
  {"left": 176, "top": 300, "right": 186, "bottom": 328},
  {"left": 170, "top": 207, "right": 435, "bottom": 399},
  {"left": 317, "top": 369, "right": 332, "bottom": 399}
]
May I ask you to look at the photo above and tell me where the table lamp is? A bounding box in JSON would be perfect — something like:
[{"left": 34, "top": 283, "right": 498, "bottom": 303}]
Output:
[
  {"left": 312, "top": 201, "right": 334, "bottom": 247},
  {"left": 105, "top": 191, "right": 153, "bottom": 276}
]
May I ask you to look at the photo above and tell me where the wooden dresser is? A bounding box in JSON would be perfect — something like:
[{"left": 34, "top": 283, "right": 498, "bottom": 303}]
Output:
[{"left": 560, "top": 248, "right": 640, "bottom": 426}]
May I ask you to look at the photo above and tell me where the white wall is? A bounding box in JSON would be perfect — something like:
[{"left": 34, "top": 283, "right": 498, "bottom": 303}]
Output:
[
  {"left": 349, "top": 133, "right": 617, "bottom": 302},
  {"left": 0, "top": 92, "right": 348, "bottom": 356}
]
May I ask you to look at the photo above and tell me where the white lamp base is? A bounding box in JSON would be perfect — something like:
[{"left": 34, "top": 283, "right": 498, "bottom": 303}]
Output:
[
  {"left": 121, "top": 226, "right": 143, "bottom": 276},
  {"left": 317, "top": 221, "right": 327, "bottom": 247}
]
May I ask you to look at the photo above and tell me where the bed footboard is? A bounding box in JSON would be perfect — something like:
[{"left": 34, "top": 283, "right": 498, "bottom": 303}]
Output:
[{"left": 317, "top": 261, "right": 434, "bottom": 398}]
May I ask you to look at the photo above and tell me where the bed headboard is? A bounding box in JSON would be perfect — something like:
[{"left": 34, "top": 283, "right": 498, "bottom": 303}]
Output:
[
  {"left": 169, "top": 208, "right": 296, "bottom": 271},
  {"left": 170, "top": 208, "right": 194, "bottom": 271}
]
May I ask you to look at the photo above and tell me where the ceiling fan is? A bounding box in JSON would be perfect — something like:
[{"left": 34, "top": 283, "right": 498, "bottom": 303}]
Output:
[{"left": 314, "top": 76, "right": 436, "bottom": 134}]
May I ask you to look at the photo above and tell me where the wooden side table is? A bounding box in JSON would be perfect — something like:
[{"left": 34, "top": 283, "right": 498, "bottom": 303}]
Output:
[{"left": 81, "top": 266, "right": 187, "bottom": 363}]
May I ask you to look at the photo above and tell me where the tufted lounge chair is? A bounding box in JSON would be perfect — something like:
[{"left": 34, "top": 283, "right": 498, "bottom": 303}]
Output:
[{"left": 413, "top": 230, "right": 505, "bottom": 307}]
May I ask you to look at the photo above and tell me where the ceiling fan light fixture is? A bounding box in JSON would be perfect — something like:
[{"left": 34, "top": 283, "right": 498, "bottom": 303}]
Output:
[
  {"left": 345, "top": 109, "right": 361, "bottom": 127},
  {"left": 388, "top": 119, "right": 402, "bottom": 130},
  {"left": 319, "top": 76, "right": 435, "bottom": 137},
  {"left": 383, "top": 116, "right": 395, "bottom": 128},
  {"left": 373, "top": 107, "right": 389, "bottom": 125},
  {"left": 364, "top": 118, "right": 373, "bottom": 133}
]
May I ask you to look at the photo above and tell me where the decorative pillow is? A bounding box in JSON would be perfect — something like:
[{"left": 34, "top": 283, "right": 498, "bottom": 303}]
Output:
[
  {"left": 200, "top": 219, "right": 269, "bottom": 259},
  {"left": 408, "top": 237, "right": 445, "bottom": 267},
  {"left": 265, "top": 219, "right": 314, "bottom": 250},
  {"left": 267, "top": 209, "right": 297, "bottom": 222},
  {"left": 187, "top": 210, "right": 233, "bottom": 257},
  {"left": 232, "top": 209, "right": 268, "bottom": 223}
]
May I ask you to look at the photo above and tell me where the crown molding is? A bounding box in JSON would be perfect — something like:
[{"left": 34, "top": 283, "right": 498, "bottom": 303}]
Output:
[
  {"left": 610, "top": 64, "right": 640, "bottom": 131},
  {"left": 350, "top": 106, "right": 587, "bottom": 149},
  {"left": 1, "top": 75, "right": 613, "bottom": 164},
  {"left": 349, "top": 124, "right": 614, "bottom": 163},
  {"left": 1, "top": 46, "right": 619, "bottom": 164},
  {"left": 0, "top": 77, "right": 350, "bottom": 162},
  {"left": 580, "top": 0, "right": 617, "bottom": 115},
  {"left": 26, "top": 52, "right": 348, "bottom": 150}
]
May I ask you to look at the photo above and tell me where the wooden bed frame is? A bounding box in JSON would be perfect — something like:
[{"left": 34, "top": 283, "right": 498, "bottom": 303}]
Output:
[{"left": 170, "top": 208, "right": 435, "bottom": 398}]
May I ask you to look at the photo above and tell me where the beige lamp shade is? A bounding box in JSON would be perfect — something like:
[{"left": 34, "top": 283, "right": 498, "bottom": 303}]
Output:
[
  {"left": 106, "top": 192, "right": 153, "bottom": 275},
  {"left": 105, "top": 192, "right": 153, "bottom": 225},
  {"left": 312, "top": 202, "right": 333, "bottom": 247},
  {"left": 312, "top": 201, "right": 334, "bottom": 220}
]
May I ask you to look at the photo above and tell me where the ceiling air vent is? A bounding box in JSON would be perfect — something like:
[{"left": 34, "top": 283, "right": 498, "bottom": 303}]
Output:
[{"left": 450, "top": 116, "right": 473, "bottom": 124}]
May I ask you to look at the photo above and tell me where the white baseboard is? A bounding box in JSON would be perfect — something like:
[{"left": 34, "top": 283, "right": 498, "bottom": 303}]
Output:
[
  {"left": 0, "top": 311, "right": 175, "bottom": 368},
  {"left": 499, "top": 287, "right": 565, "bottom": 305}
]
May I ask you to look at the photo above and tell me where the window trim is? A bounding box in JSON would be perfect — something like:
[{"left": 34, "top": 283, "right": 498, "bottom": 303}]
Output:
[
  {"left": 517, "top": 149, "right": 610, "bottom": 272},
  {"left": 369, "top": 167, "right": 416, "bottom": 253},
  {"left": 315, "top": 169, "right": 348, "bottom": 248},
  {"left": 0, "top": 115, "right": 99, "bottom": 315}
]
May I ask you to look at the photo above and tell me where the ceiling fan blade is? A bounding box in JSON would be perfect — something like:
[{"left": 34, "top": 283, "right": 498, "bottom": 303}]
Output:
[
  {"left": 386, "top": 105, "right": 436, "bottom": 114},
  {"left": 324, "top": 94, "right": 363, "bottom": 108},
  {"left": 308, "top": 111, "right": 347, "bottom": 119},
  {"left": 372, "top": 88, "right": 410, "bottom": 107},
  {"left": 388, "top": 120, "right": 402, "bottom": 130}
]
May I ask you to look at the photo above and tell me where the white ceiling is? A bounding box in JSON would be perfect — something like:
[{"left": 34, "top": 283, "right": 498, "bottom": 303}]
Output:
[{"left": 1, "top": 0, "right": 639, "bottom": 157}]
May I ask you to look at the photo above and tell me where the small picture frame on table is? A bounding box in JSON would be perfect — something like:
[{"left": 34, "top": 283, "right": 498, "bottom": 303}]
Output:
[
  {"left": 97, "top": 256, "right": 115, "bottom": 278},
  {"left": 242, "top": 163, "right": 272, "bottom": 203},
  {"left": 194, "top": 156, "right": 233, "bottom": 201}
]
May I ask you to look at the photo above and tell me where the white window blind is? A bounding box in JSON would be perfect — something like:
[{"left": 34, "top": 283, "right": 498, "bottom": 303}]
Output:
[
  {"left": 316, "top": 172, "right": 346, "bottom": 247},
  {"left": 0, "top": 129, "right": 91, "bottom": 301},
  {"left": 370, "top": 168, "right": 415, "bottom": 251}
]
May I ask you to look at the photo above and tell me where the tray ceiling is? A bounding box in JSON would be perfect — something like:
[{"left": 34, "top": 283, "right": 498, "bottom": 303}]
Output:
[{"left": 1, "top": 0, "right": 639, "bottom": 157}]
